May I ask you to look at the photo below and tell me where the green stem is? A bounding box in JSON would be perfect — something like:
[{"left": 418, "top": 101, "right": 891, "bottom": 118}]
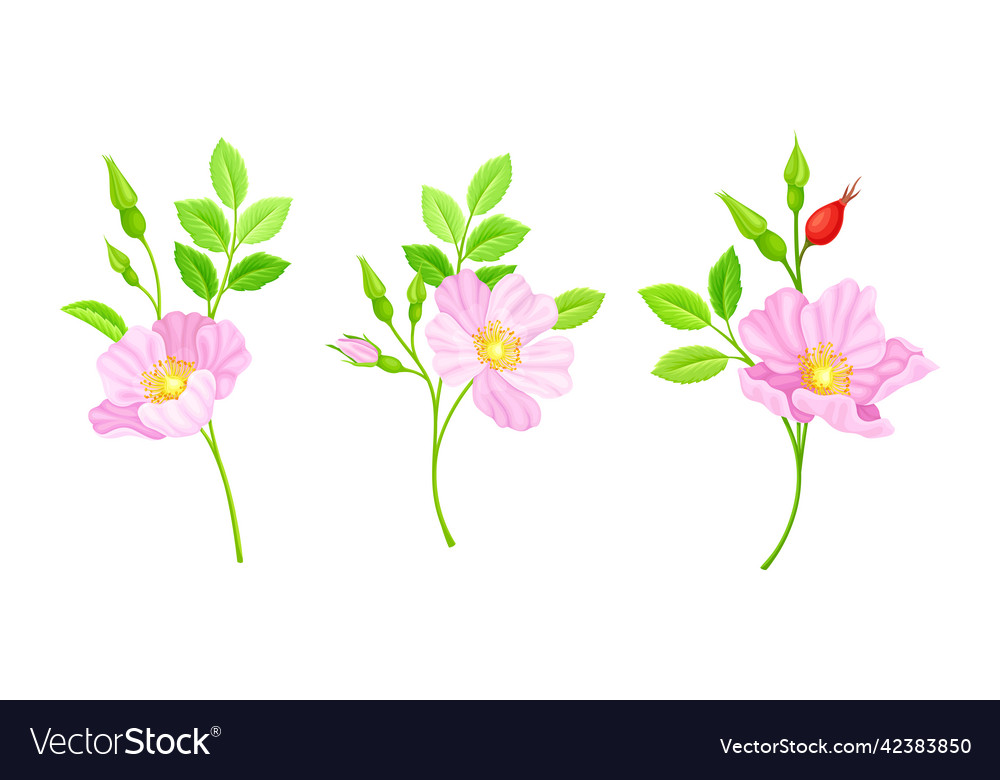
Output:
[
  {"left": 430, "top": 379, "right": 472, "bottom": 547},
  {"left": 792, "top": 210, "right": 802, "bottom": 290},
  {"left": 201, "top": 421, "right": 243, "bottom": 563},
  {"left": 209, "top": 205, "right": 239, "bottom": 319},
  {"left": 761, "top": 420, "right": 808, "bottom": 570},
  {"left": 710, "top": 323, "right": 755, "bottom": 366},
  {"left": 136, "top": 282, "right": 159, "bottom": 315},
  {"left": 138, "top": 236, "right": 162, "bottom": 319},
  {"left": 455, "top": 213, "right": 475, "bottom": 273}
]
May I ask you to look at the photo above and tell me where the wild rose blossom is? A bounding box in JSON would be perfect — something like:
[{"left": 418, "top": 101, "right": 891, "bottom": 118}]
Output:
[
  {"left": 426, "top": 270, "right": 573, "bottom": 431},
  {"left": 738, "top": 279, "right": 936, "bottom": 437},
  {"left": 90, "top": 311, "right": 251, "bottom": 439}
]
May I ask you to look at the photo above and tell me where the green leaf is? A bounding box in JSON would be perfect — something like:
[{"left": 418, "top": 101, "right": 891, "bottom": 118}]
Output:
[
  {"left": 61, "top": 300, "right": 128, "bottom": 341},
  {"left": 175, "top": 198, "right": 231, "bottom": 253},
  {"left": 652, "top": 346, "right": 729, "bottom": 384},
  {"left": 552, "top": 288, "right": 605, "bottom": 329},
  {"left": 403, "top": 244, "right": 454, "bottom": 287},
  {"left": 466, "top": 154, "right": 512, "bottom": 216},
  {"left": 173, "top": 242, "right": 220, "bottom": 301},
  {"left": 464, "top": 215, "right": 529, "bottom": 263},
  {"left": 227, "top": 252, "right": 290, "bottom": 291},
  {"left": 237, "top": 197, "right": 292, "bottom": 244},
  {"left": 707, "top": 246, "right": 742, "bottom": 320},
  {"left": 638, "top": 283, "right": 712, "bottom": 330},
  {"left": 421, "top": 186, "right": 466, "bottom": 245},
  {"left": 475, "top": 264, "right": 516, "bottom": 290},
  {"left": 209, "top": 138, "right": 249, "bottom": 209}
]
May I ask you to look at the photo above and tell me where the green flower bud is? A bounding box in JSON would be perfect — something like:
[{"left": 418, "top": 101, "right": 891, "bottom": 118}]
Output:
[
  {"left": 783, "top": 133, "right": 810, "bottom": 187},
  {"left": 406, "top": 271, "right": 427, "bottom": 304},
  {"left": 105, "top": 238, "right": 131, "bottom": 273},
  {"left": 408, "top": 302, "right": 422, "bottom": 324},
  {"left": 120, "top": 206, "right": 146, "bottom": 238},
  {"left": 103, "top": 156, "right": 138, "bottom": 210},
  {"left": 787, "top": 185, "right": 805, "bottom": 214},
  {"left": 372, "top": 296, "right": 394, "bottom": 324},
  {"left": 358, "top": 255, "right": 386, "bottom": 299},
  {"left": 376, "top": 355, "right": 406, "bottom": 374},
  {"left": 716, "top": 191, "right": 767, "bottom": 239},
  {"left": 122, "top": 267, "right": 140, "bottom": 287},
  {"left": 754, "top": 229, "right": 788, "bottom": 263}
]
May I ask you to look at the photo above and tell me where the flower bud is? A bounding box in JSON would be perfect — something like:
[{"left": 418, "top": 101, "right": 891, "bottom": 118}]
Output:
[
  {"left": 358, "top": 255, "right": 386, "bottom": 299},
  {"left": 406, "top": 271, "right": 427, "bottom": 304},
  {"left": 120, "top": 206, "right": 146, "bottom": 238},
  {"left": 103, "top": 156, "right": 138, "bottom": 210},
  {"left": 716, "top": 192, "right": 767, "bottom": 239},
  {"left": 328, "top": 335, "right": 380, "bottom": 367},
  {"left": 372, "top": 296, "right": 394, "bottom": 324},
  {"left": 408, "top": 303, "right": 422, "bottom": 324},
  {"left": 376, "top": 355, "right": 406, "bottom": 373},
  {"left": 783, "top": 134, "right": 810, "bottom": 187},
  {"left": 754, "top": 229, "right": 788, "bottom": 263},
  {"left": 122, "top": 267, "right": 140, "bottom": 287},
  {"left": 105, "top": 238, "right": 131, "bottom": 273}
]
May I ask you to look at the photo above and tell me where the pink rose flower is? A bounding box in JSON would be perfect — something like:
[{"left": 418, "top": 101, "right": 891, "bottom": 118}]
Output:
[
  {"left": 336, "top": 337, "right": 379, "bottom": 365},
  {"left": 426, "top": 270, "right": 573, "bottom": 431},
  {"left": 738, "top": 279, "right": 937, "bottom": 437},
  {"left": 89, "top": 311, "right": 252, "bottom": 439}
]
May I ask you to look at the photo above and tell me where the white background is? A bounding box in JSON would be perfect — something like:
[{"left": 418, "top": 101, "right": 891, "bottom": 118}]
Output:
[{"left": 0, "top": 0, "right": 996, "bottom": 699}]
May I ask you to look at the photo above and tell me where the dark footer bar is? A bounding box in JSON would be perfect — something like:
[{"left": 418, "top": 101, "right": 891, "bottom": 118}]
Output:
[{"left": 1, "top": 700, "right": 996, "bottom": 777}]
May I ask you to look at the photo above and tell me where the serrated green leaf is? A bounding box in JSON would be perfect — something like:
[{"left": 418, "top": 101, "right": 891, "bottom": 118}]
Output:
[
  {"left": 210, "top": 138, "right": 249, "bottom": 209},
  {"left": 421, "top": 186, "right": 466, "bottom": 245},
  {"left": 707, "top": 246, "right": 742, "bottom": 320},
  {"left": 175, "top": 198, "right": 231, "bottom": 253},
  {"left": 652, "top": 346, "right": 728, "bottom": 384},
  {"left": 173, "top": 242, "right": 219, "bottom": 301},
  {"left": 237, "top": 197, "right": 292, "bottom": 244},
  {"left": 638, "top": 284, "right": 712, "bottom": 330},
  {"left": 475, "top": 264, "right": 516, "bottom": 290},
  {"left": 403, "top": 244, "right": 454, "bottom": 287},
  {"left": 61, "top": 300, "right": 128, "bottom": 341},
  {"left": 464, "top": 215, "right": 529, "bottom": 263},
  {"left": 466, "top": 154, "right": 512, "bottom": 216},
  {"left": 552, "top": 288, "right": 605, "bottom": 329},
  {"left": 227, "top": 252, "right": 290, "bottom": 291}
]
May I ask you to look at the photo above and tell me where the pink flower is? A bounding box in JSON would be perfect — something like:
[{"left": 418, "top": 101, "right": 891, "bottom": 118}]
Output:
[
  {"left": 426, "top": 270, "right": 573, "bottom": 431},
  {"left": 89, "top": 311, "right": 252, "bottom": 439},
  {"left": 738, "top": 279, "right": 936, "bottom": 437},
  {"left": 333, "top": 337, "right": 379, "bottom": 365}
]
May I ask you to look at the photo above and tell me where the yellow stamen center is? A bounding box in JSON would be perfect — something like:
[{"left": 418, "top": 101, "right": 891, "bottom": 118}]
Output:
[
  {"left": 798, "top": 341, "right": 853, "bottom": 396},
  {"left": 141, "top": 356, "right": 196, "bottom": 404},
  {"left": 473, "top": 320, "right": 522, "bottom": 372}
]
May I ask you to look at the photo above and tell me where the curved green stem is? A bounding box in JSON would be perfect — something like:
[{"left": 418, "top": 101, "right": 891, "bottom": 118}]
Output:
[
  {"left": 455, "top": 213, "right": 475, "bottom": 273},
  {"left": 430, "top": 379, "right": 472, "bottom": 547},
  {"left": 761, "top": 420, "right": 808, "bottom": 570},
  {"left": 138, "top": 236, "right": 162, "bottom": 319},
  {"left": 201, "top": 421, "right": 243, "bottom": 563},
  {"left": 136, "top": 282, "right": 159, "bottom": 316},
  {"left": 710, "top": 323, "right": 755, "bottom": 366},
  {"left": 209, "top": 205, "right": 238, "bottom": 319},
  {"left": 792, "top": 211, "right": 802, "bottom": 289}
]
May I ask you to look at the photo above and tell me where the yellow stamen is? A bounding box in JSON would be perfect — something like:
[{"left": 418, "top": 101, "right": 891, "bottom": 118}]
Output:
[
  {"left": 798, "top": 341, "right": 853, "bottom": 396},
  {"left": 141, "top": 356, "right": 196, "bottom": 404},
  {"left": 473, "top": 319, "right": 522, "bottom": 372}
]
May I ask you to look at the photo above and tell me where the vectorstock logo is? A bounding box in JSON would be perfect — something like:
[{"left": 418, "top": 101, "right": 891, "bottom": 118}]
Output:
[{"left": 30, "top": 726, "right": 221, "bottom": 756}]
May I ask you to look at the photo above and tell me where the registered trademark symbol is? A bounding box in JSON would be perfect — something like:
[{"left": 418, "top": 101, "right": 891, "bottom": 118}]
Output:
[{"left": 211, "top": 726, "right": 222, "bottom": 738}]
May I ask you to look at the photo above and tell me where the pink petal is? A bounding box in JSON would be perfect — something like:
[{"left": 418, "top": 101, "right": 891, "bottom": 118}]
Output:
[
  {"left": 738, "top": 364, "right": 814, "bottom": 423},
  {"left": 738, "top": 287, "right": 808, "bottom": 374},
  {"left": 850, "top": 337, "right": 938, "bottom": 405},
  {"left": 89, "top": 400, "right": 165, "bottom": 440},
  {"left": 473, "top": 369, "right": 541, "bottom": 431},
  {"left": 138, "top": 370, "right": 216, "bottom": 437},
  {"left": 153, "top": 311, "right": 212, "bottom": 363},
  {"left": 800, "top": 279, "right": 885, "bottom": 369},
  {"left": 338, "top": 338, "right": 378, "bottom": 364},
  {"left": 434, "top": 269, "right": 490, "bottom": 335},
  {"left": 96, "top": 326, "right": 166, "bottom": 406},
  {"left": 501, "top": 336, "right": 574, "bottom": 399},
  {"left": 426, "top": 312, "right": 484, "bottom": 386},
  {"left": 791, "top": 389, "right": 894, "bottom": 438},
  {"left": 485, "top": 274, "right": 557, "bottom": 345},
  {"left": 196, "top": 320, "right": 251, "bottom": 399}
]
